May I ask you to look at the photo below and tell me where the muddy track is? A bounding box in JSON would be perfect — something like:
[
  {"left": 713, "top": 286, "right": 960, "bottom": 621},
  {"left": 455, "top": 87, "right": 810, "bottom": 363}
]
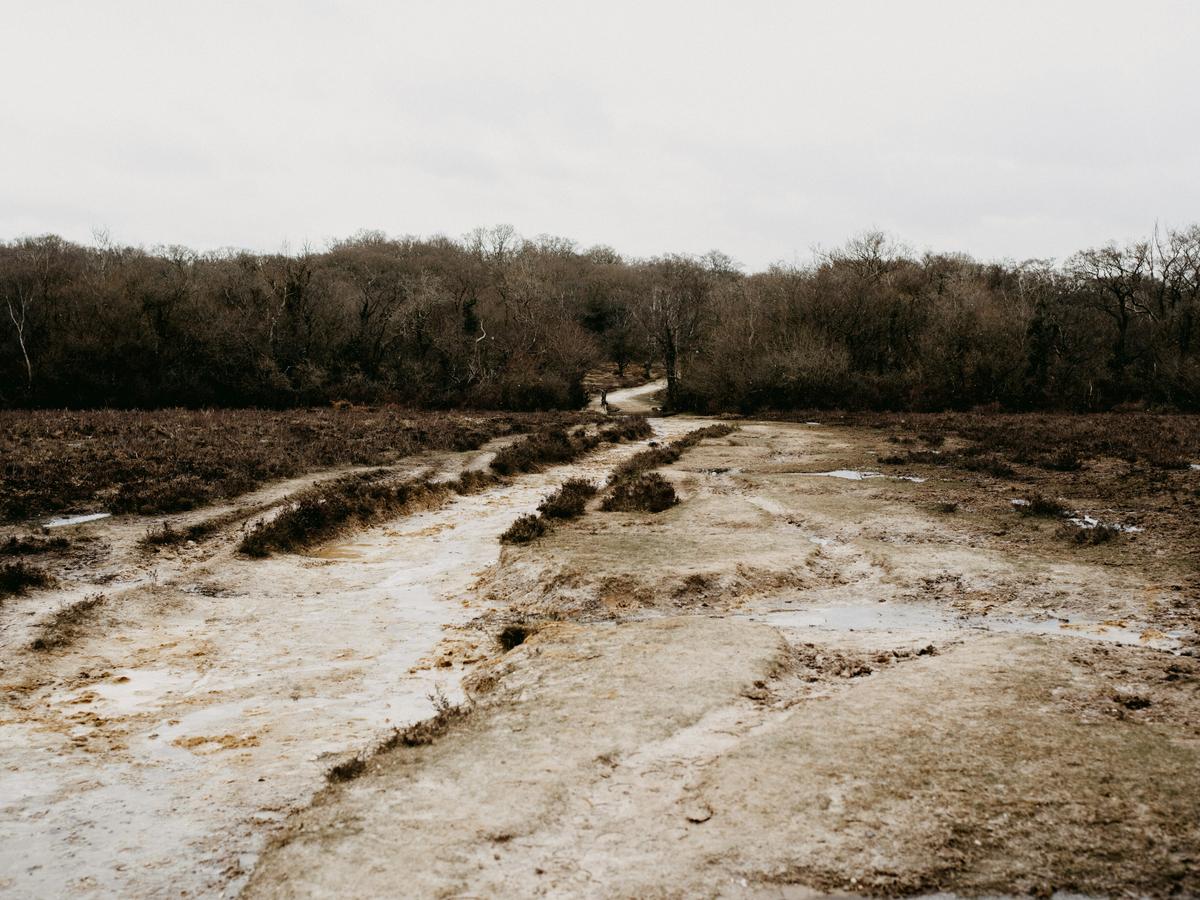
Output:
[
  {"left": 4, "top": 409, "right": 1198, "bottom": 898},
  {"left": 0, "top": 416, "right": 696, "bottom": 898},
  {"left": 243, "top": 416, "right": 1200, "bottom": 899}
]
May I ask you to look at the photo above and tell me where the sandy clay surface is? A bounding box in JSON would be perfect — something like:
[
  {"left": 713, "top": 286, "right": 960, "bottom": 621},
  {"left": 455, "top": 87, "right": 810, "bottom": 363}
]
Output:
[{"left": 5, "top": 382, "right": 1200, "bottom": 898}]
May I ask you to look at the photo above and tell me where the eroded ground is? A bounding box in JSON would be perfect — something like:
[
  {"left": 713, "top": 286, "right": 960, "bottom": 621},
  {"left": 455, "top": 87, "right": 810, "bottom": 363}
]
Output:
[
  {"left": 248, "top": 418, "right": 1200, "bottom": 898},
  {"left": 4, "top": 393, "right": 1199, "bottom": 898}
]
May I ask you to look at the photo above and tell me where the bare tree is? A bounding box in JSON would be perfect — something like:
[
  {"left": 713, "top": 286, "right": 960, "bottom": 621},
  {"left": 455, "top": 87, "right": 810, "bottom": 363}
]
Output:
[{"left": 635, "top": 255, "right": 714, "bottom": 409}]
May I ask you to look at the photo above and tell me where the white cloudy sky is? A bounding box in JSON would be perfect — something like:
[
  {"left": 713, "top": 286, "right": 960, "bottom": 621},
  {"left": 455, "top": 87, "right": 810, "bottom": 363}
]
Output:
[{"left": 3, "top": 1, "right": 1197, "bottom": 269}]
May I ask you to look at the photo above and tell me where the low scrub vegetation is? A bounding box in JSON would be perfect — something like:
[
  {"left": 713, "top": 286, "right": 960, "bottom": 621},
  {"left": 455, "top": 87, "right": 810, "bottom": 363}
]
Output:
[
  {"left": 328, "top": 689, "right": 473, "bottom": 783},
  {"left": 1017, "top": 494, "right": 1069, "bottom": 518},
  {"left": 490, "top": 427, "right": 591, "bottom": 475},
  {"left": 499, "top": 514, "right": 547, "bottom": 545},
  {"left": 610, "top": 423, "right": 737, "bottom": 481},
  {"left": 0, "top": 407, "right": 568, "bottom": 523},
  {"left": 450, "top": 469, "right": 503, "bottom": 495},
  {"left": 239, "top": 471, "right": 450, "bottom": 557},
  {"left": 1, "top": 535, "right": 69, "bottom": 556},
  {"left": 141, "top": 518, "right": 224, "bottom": 548},
  {"left": 600, "top": 472, "right": 678, "bottom": 513},
  {"left": 537, "top": 478, "right": 598, "bottom": 519},
  {"left": 598, "top": 417, "right": 654, "bottom": 443},
  {"left": 489, "top": 416, "right": 649, "bottom": 476},
  {"left": 598, "top": 423, "right": 737, "bottom": 514},
  {"left": 498, "top": 478, "right": 599, "bottom": 545},
  {"left": 0, "top": 561, "right": 54, "bottom": 598}
]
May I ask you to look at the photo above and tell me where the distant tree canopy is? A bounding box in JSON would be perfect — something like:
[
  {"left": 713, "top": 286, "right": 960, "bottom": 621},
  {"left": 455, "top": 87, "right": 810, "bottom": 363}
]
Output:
[{"left": 2, "top": 225, "right": 1199, "bottom": 412}]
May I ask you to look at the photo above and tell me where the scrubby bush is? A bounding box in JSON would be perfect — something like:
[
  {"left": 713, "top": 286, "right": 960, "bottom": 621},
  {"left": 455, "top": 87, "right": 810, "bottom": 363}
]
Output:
[
  {"left": 599, "top": 416, "right": 653, "bottom": 443},
  {"left": 601, "top": 472, "right": 678, "bottom": 513},
  {"left": 239, "top": 472, "right": 450, "bottom": 556},
  {"left": 0, "top": 561, "right": 54, "bottom": 597},
  {"left": 499, "top": 514, "right": 547, "bottom": 544},
  {"left": 1, "top": 535, "right": 69, "bottom": 556},
  {"left": 537, "top": 478, "right": 597, "bottom": 519},
  {"left": 451, "top": 469, "right": 503, "bottom": 495},
  {"left": 1017, "top": 493, "right": 1068, "bottom": 518},
  {"left": 0, "top": 407, "right": 552, "bottom": 523}
]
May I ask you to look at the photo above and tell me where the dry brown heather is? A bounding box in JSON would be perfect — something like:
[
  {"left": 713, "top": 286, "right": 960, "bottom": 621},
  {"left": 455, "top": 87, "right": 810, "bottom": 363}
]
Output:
[
  {"left": 0, "top": 406, "right": 592, "bottom": 523},
  {"left": 754, "top": 410, "right": 1200, "bottom": 571}
]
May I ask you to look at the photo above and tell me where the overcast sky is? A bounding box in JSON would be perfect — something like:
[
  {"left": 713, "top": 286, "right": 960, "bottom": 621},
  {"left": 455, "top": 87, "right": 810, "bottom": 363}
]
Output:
[{"left": 3, "top": 1, "right": 1197, "bottom": 270}]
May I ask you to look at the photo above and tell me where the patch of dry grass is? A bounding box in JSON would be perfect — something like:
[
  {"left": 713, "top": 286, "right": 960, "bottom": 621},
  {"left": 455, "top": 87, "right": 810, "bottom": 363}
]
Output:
[
  {"left": 601, "top": 472, "right": 678, "bottom": 513},
  {"left": 0, "top": 407, "right": 579, "bottom": 523},
  {"left": 239, "top": 471, "right": 451, "bottom": 557},
  {"left": 0, "top": 561, "right": 55, "bottom": 598}
]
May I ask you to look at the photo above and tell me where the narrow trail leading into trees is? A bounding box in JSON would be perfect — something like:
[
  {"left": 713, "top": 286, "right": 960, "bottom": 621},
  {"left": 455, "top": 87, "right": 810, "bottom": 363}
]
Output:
[
  {"left": 589, "top": 378, "right": 666, "bottom": 415},
  {"left": 0, "top": 418, "right": 696, "bottom": 899}
]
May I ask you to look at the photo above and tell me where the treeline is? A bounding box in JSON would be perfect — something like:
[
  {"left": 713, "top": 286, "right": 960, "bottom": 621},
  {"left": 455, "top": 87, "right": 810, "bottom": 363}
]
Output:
[{"left": 2, "top": 225, "right": 1199, "bottom": 411}]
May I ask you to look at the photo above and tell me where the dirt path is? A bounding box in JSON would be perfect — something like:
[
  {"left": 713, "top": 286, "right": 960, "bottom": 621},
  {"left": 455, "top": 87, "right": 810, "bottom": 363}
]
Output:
[
  {"left": 0, "top": 420, "right": 695, "bottom": 898},
  {"left": 5, "top": 414, "right": 1198, "bottom": 898},
  {"left": 244, "top": 418, "right": 1200, "bottom": 898},
  {"left": 588, "top": 378, "right": 666, "bottom": 415}
]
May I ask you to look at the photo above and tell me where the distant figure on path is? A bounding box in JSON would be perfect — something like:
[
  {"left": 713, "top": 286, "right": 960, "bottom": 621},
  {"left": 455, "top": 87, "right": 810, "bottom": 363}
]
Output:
[{"left": 600, "top": 387, "right": 609, "bottom": 414}]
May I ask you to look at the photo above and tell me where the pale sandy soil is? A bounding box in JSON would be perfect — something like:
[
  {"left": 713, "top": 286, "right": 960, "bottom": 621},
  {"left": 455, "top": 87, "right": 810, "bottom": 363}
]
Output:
[
  {"left": 4, "top": 410, "right": 1199, "bottom": 898},
  {"left": 246, "top": 419, "right": 1200, "bottom": 899},
  {"left": 0, "top": 420, "right": 694, "bottom": 898}
]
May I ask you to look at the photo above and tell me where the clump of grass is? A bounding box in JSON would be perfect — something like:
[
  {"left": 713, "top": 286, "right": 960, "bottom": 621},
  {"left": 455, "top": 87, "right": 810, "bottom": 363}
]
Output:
[
  {"left": 599, "top": 416, "right": 654, "bottom": 443},
  {"left": 30, "top": 594, "right": 105, "bottom": 650},
  {"left": 610, "top": 423, "right": 737, "bottom": 482},
  {"left": 451, "top": 469, "right": 502, "bottom": 495},
  {"left": 326, "top": 756, "right": 368, "bottom": 782},
  {"left": 601, "top": 472, "right": 678, "bottom": 513},
  {"left": 239, "top": 472, "right": 450, "bottom": 557},
  {"left": 537, "top": 478, "right": 597, "bottom": 519},
  {"left": 497, "top": 478, "right": 599, "bottom": 545},
  {"left": 1, "top": 535, "right": 69, "bottom": 556},
  {"left": 490, "top": 427, "right": 587, "bottom": 475},
  {"left": 489, "top": 416, "right": 651, "bottom": 477},
  {"left": 499, "top": 514, "right": 547, "bottom": 545},
  {"left": 325, "top": 689, "right": 472, "bottom": 784},
  {"left": 0, "top": 561, "right": 55, "bottom": 598},
  {"left": 1017, "top": 493, "right": 1068, "bottom": 518},
  {"left": 140, "top": 518, "right": 222, "bottom": 548}
]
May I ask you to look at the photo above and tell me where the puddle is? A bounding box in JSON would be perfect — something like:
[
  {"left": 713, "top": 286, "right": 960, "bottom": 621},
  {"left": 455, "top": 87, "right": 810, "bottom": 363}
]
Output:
[
  {"left": 44, "top": 512, "right": 111, "bottom": 528},
  {"left": 805, "top": 470, "right": 883, "bottom": 480},
  {"left": 803, "top": 470, "right": 925, "bottom": 483},
  {"left": 1067, "top": 515, "right": 1142, "bottom": 533},
  {"left": 309, "top": 543, "right": 368, "bottom": 561},
  {"left": 1010, "top": 500, "right": 1142, "bottom": 533},
  {"left": 753, "top": 603, "right": 1186, "bottom": 652}
]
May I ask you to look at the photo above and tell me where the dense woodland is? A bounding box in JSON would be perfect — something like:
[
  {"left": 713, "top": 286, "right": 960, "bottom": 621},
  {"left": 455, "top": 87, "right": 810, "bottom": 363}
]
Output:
[{"left": 2, "top": 225, "right": 1199, "bottom": 412}]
